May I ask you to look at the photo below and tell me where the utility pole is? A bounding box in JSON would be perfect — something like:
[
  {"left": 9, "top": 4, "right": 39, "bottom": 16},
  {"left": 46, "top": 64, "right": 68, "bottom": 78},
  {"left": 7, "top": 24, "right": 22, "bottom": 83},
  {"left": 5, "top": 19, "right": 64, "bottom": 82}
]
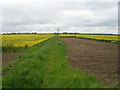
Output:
[{"left": 57, "top": 27, "right": 59, "bottom": 35}]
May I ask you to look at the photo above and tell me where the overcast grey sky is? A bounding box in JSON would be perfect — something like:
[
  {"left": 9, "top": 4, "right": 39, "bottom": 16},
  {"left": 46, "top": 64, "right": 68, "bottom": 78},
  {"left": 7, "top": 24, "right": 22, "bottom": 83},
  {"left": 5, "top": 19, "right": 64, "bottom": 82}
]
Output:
[{"left": 1, "top": 0, "right": 119, "bottom": 34}]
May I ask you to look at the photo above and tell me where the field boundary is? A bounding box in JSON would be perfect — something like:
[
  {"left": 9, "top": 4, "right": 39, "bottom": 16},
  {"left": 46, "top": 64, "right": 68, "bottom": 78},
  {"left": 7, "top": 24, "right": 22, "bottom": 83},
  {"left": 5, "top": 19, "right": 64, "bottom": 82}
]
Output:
[
  {"left": 2, "top": 34, "right": 55, "bottom": 52},
  {"left": 2, "top": 36, "right": 56, "bottom": 75},
  {"left": 60, "top": 36, "right": 119, "bottom": 44}
]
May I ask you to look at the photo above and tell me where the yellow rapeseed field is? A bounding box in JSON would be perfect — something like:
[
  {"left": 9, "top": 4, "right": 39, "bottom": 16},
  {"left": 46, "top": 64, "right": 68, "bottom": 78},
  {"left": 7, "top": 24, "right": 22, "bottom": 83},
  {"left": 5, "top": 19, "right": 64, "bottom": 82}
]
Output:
[
  {"left": 2, "top": 34, "right": 55, "bottom": 47},
  {"left": 1, "top": 34, "right": 119, "bottom": 48},
  {"left": 59, "top": 34, "right": 120, "bottom": 42}
]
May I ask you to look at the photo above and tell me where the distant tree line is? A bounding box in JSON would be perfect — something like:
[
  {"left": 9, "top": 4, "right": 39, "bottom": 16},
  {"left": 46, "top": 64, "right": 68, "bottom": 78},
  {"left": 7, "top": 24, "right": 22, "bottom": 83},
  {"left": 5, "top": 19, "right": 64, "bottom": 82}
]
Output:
[
  {"left": 2, "top": 32, "right": 118, "bottom": 35},
  {"left": 2, "top": 32, "right": 37, "bottom": 35},
  {"left": 54, "top": 32, "right": 118, "bottom": 35}
]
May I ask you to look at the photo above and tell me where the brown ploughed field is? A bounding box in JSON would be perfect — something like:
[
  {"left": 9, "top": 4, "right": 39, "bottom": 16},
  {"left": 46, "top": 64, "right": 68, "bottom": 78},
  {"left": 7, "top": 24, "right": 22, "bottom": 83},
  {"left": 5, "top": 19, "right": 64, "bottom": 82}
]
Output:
[
  {"left": 2, "top": 52, "right": 22, "bottom": 66},
  {"left": 61, "top": 38, "right": 118, "bottom": 85}
]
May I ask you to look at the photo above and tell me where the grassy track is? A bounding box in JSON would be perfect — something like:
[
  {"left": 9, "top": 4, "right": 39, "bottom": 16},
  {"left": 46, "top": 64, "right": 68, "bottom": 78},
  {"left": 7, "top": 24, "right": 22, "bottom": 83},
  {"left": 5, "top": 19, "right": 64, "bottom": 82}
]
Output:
[{"left": 2, "top": 36, "right": 116, "bottom": 88}]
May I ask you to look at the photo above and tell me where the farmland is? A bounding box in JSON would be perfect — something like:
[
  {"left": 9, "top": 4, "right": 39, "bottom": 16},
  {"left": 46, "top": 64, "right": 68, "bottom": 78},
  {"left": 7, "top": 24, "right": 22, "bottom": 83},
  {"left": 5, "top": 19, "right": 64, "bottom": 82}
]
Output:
[
  {"left": 60, "top": 34, "right": 119, "bottom": 44},
  {"left": 2, "top": 34, "right": 119, "bottom": 88},
  {"left": 1, "top": 34, "right": 54, "bottom": 52}
]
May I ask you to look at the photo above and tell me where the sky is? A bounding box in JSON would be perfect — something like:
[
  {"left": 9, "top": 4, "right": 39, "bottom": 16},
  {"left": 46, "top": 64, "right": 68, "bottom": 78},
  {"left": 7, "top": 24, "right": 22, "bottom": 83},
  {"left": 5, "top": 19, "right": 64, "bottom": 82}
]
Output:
[{"left": 1, "top": 0, "right": 119, "bottom": 34}]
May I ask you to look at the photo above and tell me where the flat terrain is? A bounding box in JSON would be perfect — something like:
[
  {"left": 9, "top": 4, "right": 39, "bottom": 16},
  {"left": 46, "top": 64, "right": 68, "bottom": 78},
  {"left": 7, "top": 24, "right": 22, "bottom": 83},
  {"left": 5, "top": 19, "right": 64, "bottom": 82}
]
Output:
[
  {"left": 2, "top": 52, "right": 22, "bottom": 66},
  {"left": 3, "top": 37, "right": 105, "bottom": 88},
  {"left": 61, "top": 38, "right": 118, "bottom": 85}
]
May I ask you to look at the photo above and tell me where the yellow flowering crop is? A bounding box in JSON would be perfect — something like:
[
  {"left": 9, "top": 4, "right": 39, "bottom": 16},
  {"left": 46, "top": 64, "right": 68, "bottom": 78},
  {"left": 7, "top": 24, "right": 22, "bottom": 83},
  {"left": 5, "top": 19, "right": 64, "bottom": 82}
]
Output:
[
  {"left": 59, "top": 34, "right": 120, "bottom": 42},
  {"left": 2, "top": 34, "right": 55, "bottom": 47}
]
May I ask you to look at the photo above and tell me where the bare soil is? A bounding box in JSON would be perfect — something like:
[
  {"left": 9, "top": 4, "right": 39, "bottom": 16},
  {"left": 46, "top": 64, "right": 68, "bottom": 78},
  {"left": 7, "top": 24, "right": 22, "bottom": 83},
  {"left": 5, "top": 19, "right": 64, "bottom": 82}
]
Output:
[
  {"left": 2, "top": 52, "right": 22, "bottom": 66},
  {"left": 61, "top": 38, "right": 118, "bottom": 85}
]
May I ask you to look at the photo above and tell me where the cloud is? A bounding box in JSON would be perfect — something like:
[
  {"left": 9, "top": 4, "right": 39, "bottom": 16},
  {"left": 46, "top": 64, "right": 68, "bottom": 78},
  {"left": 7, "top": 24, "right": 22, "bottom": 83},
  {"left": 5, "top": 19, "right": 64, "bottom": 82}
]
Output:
[{"left": 1, "top": 0, "right": 118, "bottom": 34}]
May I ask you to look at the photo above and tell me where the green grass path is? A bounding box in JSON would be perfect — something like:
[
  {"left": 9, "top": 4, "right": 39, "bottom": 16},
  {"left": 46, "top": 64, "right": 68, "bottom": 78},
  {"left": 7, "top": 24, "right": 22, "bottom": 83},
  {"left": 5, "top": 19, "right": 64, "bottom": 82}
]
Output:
[{"left": 3, "top": 36, "right": 113, "bottom": 88}]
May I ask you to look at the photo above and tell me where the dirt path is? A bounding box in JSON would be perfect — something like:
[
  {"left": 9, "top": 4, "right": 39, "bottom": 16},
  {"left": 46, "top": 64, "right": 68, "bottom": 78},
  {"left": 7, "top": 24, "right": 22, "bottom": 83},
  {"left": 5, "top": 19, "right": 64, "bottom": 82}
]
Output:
[
  {"left": 61, "top": 38, "right": 118, "bottom": 85},
  {"left": 2, "top": 52, "right": 23, "bottom": 66}
]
